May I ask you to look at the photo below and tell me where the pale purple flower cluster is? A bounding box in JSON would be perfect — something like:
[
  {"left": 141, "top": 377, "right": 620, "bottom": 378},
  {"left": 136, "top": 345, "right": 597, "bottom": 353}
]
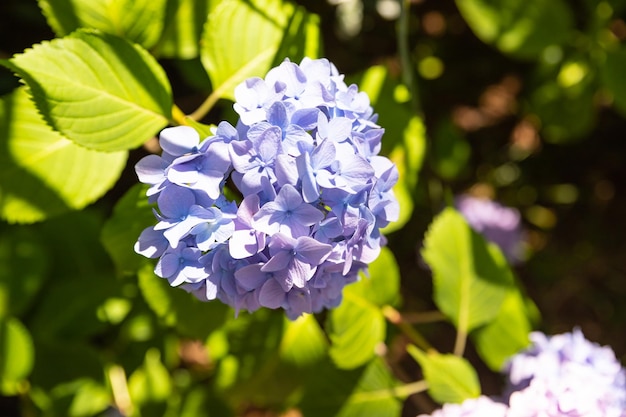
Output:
[
  {"left": 134, "top": 57, "right": 399, "bottom": 319},
  {"left": 417, "top": 396, "right": 508, "bottom": 417},
  {"left": 505, "top": 328, "right": 626, "bottom": 417},
  {"left": 455, "top": 194, "right": 524, "bottom": 264},
  {"left": 419, "top": 330, "right": 626, "bottom": 417}
]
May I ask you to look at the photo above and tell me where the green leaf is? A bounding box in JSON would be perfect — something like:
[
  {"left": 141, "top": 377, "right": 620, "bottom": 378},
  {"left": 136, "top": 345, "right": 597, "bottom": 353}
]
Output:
[
  {"left": 6, "top": 29, "right": 172, "bottom": 151},
  {"left": 200, "top": 0, "right": 320, "bottom": 101},
  {"left": 327, "top": 247, "right": 400, "bottom": 369},
  {"left": 299, "top": 357, "right": 403, "bottom": 417},
  {"left": 0, "top": 317, "right": 34, "bottom": 395},
  {"left": 602, "top": 46, "right": 626, "bottom": 117},
  {"left": 67, "top": 379, "right": 111, "bottom": 417},
  {"left": 0, "top": 87, "right": 127, "bottom": 223},
  {"left": 38, "top": 0, "right": 169, "bottom": 49},
  {"left": 351, "top": 246, "right": 401, "bottom": 308},
  {"left": 137, "top": 263, "right": 230, "bottom": 339},
  {"left": 407, "top": 345, "right": 480, "bottom": 404},
  {"left": 128, "top": 348, "right": 172, "bottom": 405},
  {"left": 101, "top": 183, "right": 157, "bottom": 274},
  {"left": 327, "top": 294, "right": 386, "bottom": 370},
  {"left": 0, "top": 224, "right": 49, "bottom": 318},
  {"left": 471, "top": 288, "right": 535, "bottom": 371},
  {"left": 530, "top": 59, "right": 597, "bottom": 144},
  {"left": 354, "top": 64, "right": 426, "bottom": 234},
  {"left": 421, "top": 208, "right": 514, "bottom": 333},
  {"left": 157, "top": 0, "right": 214, "bottom": 59},
  {"left": 430, "top": 118, "right": 470, "bottom": 180},
  {"left": 280, "top": 314, "right": 327, "bottom": 367},
  {"left": 456, "top": 0, "right": 574, "bottom": 59}
]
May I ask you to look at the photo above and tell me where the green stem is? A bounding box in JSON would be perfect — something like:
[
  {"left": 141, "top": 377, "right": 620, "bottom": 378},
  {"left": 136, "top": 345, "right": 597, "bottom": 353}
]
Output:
[
  {"left": 397, "top": 0, "right": 422, "bottom": 117},
  {"left": 171, "top": 104, "right": 187, "bottom": 126},
  {"left": 394, "top": 380, "right": 429, "bottom": 398},
  {"left": 383, "top": 306, "right": 434, "bottom": 352},
  {"left": 454, "top": 328, "right": 468, "bottom": 357},
  {"left": 189, "top": 89, "right": 222, "bottom": 122}
]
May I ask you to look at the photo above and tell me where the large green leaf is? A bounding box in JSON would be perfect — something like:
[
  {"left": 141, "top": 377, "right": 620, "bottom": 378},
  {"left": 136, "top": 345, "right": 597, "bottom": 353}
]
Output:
[
  {"left": 471, "top": 288, "right": 535, "bottom": 371},
  {"left": 421, "top": 208, "right": 514, "bottom": 333},
  {"left": 38, "top": 0, "right": 169, "bottom": 49},
  {"left": 407, "top": 345, "right": 480, "bottom": 404},
  {"left": 0, "top": 88, "right": 127, "bottom": 223},
  {"left": 456, "top": 0, "right": 574, "bottom": 59},
  {"left": 0, "top": 317, "right": 34, "bottom": 395},
  {"left": 327, "top": 293, "right": 386, "bottom": 370},
  {"left": 5, "top": 29, "right": 172, "bottom": 151},
  {"left": 280, "top": 314, "right": 328, "bottom": 367},
  {"left": 299, "top": 357, "right": 402, "bottom": 417},
  {"left": 157, "top": 0, "right": 215, "bottom": 59},
  {"left": 200, "top": 0, "right": 320, "bottom": 102},
  {"left": 327, "top": 246, "right": 401, "bottom": 369},
  {"left": 101, "top": 183, "right": 157, "bottom": 274}
]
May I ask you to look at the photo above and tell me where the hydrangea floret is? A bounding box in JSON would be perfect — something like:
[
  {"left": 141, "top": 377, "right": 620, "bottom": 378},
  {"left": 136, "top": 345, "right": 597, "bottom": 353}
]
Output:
[
  {"left": 134, "top": 57, "right": 399, "bottom": 319},
  {"left": 416, "top": 396, "right": 508, "bottom": 417},
  {"left": 504, "top": 328, "right": 626, "bottom": 417}
]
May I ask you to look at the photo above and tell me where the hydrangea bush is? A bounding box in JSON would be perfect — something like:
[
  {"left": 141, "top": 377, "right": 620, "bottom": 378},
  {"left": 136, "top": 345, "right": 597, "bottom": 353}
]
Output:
[
  {"left": 1, "top": 1, "right": 625, "bottom": 417},
  {"left": 134, "top": 58, "right": 398, "bottom": 319}
]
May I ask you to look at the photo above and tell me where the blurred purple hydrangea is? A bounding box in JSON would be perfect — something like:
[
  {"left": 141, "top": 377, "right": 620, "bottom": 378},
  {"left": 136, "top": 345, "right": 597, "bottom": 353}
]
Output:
[
  {"left": 417, "top": 396, "right": 508, "bottom": 417},
  {"left": 504, "top": 328, "right": 626, "bottom": 417},
  {"left": 454, "top": 194, "right": 524, "bottom": 264},
  {"left": 134, "top": 57, "right": 399, "bottom": 319}
]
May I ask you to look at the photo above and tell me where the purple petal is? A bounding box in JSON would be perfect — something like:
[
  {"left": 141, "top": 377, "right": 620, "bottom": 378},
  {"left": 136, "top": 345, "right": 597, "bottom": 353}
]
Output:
[
  {"left": 259, "top": 278, "right": 286, "bottom": 309},
  {"left": 159, "top": 126, "right": 200, "bottom": 156},
  {"left": 295, "top": 236, "right": 332, "bottom": 265},
  {"left": 261, "top": 250, "right": 293, "bottom": 272},
  {"left": 235, "top": 263, "right": 268, "bottom": 291},
  {"left": 135, "top": 154, "right": 168, "bottom": 184},
  {"left": 157, "top": 186, "right": 195, "bottom": 218}
]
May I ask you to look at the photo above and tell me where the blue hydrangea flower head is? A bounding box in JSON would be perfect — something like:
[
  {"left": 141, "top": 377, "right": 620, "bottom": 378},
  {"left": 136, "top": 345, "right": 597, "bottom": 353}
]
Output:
[
  {"left": 417, "top": 396, "right": 508, "bottom": 417},
  {"left": 134, "top": 57, "right": 399, "bottom": 319},
  {"left": 455, "top": 194, "right": 524, "bottom": 264},
  {"left": 504, "top": 328, "right": 626, "bottom": 417}
]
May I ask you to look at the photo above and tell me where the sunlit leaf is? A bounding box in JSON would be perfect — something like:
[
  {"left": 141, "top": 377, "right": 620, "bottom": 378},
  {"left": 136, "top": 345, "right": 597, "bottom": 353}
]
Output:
[
  {"left": 5, "top": 29, "right": 172, "bottom": 151},
  {"left": 299, "top": 357, "right": 403, "bottom": 417},
  {"left": 351, "top": 246, "right": 401, "bottom": 308},
  {"left": 327, "top": 294, "right": 386, "bottom": 370},
  {"left": 101, "top": 183, "right": 156, "bottom": 274},
  {"left": 0, "top": 317, "right": 34, "bottom": 395},
  {"left": 421, "top": 208, "right": 514, "bottom": 333},
  {"left": 128, "top": 348, "right": 172, "bottom": 405},
  {"left": 67, "top": 379, "right": 111, "bottom": 417},
  {"left": 200, "top": 0, "right": 320, "bottom": 102},
  {"left": 471, "top": 288, "right": 536, "bottom": 371},
  {"left": 0, "top": 88, "right": 127, "bottom": 223},
  {"left": 407, "top": 345, "right": 480, "bottom": 404},
  {"left": 157, "top": 0, "right": 214, "bottom": 59},
  {"left": 280, "top": 314, "right": 328, "bottom": 367},
  {"left": 355, "top": 65, "right": 426, "bottom": 234},
  {"left": 38, "top": 0, "right": 169, "bottom": 49},
  {"left": 456, "top": 0, "right": 574, "bottom": 59}
]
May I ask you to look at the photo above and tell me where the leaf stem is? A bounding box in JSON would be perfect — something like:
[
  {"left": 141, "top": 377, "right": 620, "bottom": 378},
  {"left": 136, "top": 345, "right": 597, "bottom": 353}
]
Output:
[
  {"left": 171, "top": 104, "right": 187, "bottom": 126},
  {"left": 454, "top": 328, "right": 468, "bottom": 357},
  {"left": 393, "top": 379, "right": 429, "bottom": 398},
  {"left": 397, "top": 0, "right": 422, "bottom": 117},
  {"left": 189, "top": 89, "right": 222, "bottom": 121},
  {"left": 383, "top": 305, "right": 434, "bottom": 352},
  {"left": 401, "top": 310, "right": 447, "bottom": 324}
]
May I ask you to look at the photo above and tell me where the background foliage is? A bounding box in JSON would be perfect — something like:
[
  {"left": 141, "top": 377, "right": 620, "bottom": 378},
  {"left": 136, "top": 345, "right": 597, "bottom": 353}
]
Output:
[{"left": 0, "top": 0, "right": 625, "bottom": 416}]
